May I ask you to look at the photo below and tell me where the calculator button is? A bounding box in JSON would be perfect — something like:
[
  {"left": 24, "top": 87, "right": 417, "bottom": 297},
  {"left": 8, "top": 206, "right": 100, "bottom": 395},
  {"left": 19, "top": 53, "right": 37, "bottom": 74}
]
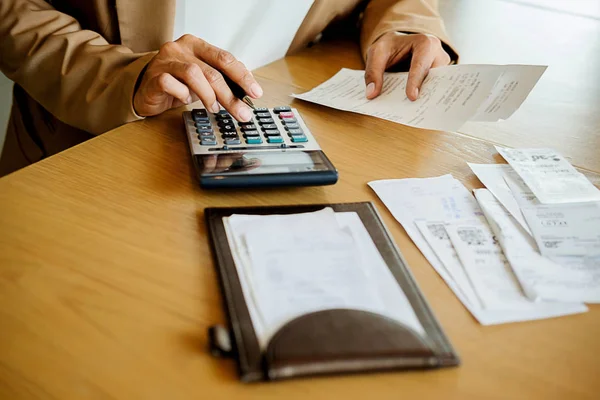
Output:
[
  {"left": 194, "top": 117, "right": 210, "bottom": 124},
  {"left": 257, "top": 118, "right": 274, "bottom": 124},
  {"left": 284, "top": 123, "right": 300, "bottom": 130},
  {"left": 278, "top": 112, "right": 294, "bottom": 119},
  {"left": 287, "top": 128, "right": 304, "bottom": 136},
  {"left": 200, "top": 137, "right": 217, "bottom": 146},
  {"left": 266, "top": 136, "right": 284, "bottom": 143},
  {"left": 219, "top": 125, "right": 236, "bottom": 133},
  {"left": 290, "top": 135, "right": 308, "bottom": 143},
  {"left": 224, "top": 138, "right": 241, "bottom": 145},
  {"left": 273, "top": 106, "right": 292, "bottom": 113},
  {"left": 245, "top": 137, "right": 263, "bottom": 144},
  {"left": 215, "top": 109, "right": 230, "bottom": 116},
  {"left": 221, "top": 132, "right": 239, "bottom": 138},
  {"left": 198, "top": 132, "right": 215, "bottom": 139},
  {"left": 281, "top": 118, "right": 297, "bottom": 124},
  {"left": 255, "top": 112, "right": 271, "bottom": 118},
  {"left": 195, "top": 123, "right": 212, "bottom": 130},
  {"left": 196, "top": 127, "right": 213, "bottom": 134},
  {"left": 263, "top": 129, "right": 280, "bottom": 137},
  {"left": 243, "top": 130, "right": 260, "bottom": 137},
  {"left": 217, "top": 119, "right": 234, "bottom": 127},
  {"left": 253, "top": 107, "right": 269, "bottom": 113},
  {"left": 240, "top": 124, "right": 257, "bottom": 131},
  {"left": 260, "top": 124, "right": 277, "bottom": 130},
  {"left": 192, "top": 109, "right": 208, "bottom": 120},
  {"left": 238, "top": 121, "right": 255, "bottom": 126}
]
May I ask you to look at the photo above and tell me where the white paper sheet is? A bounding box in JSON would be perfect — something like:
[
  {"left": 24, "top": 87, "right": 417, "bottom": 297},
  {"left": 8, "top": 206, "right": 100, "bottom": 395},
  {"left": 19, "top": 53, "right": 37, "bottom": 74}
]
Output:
[
  {"left": 224, "top": 208, "right": 425, "bottom": 348},
  {"left": 369, "top": 176, "right": 587, "bottom": 323},
  {"left": 445, "top": 220, "right": 535, "bottom": 310},
  {"left": 503, "top": 174, "right": 600, "bottom": 258},
  {"left": 475, "top": 189, "right": 600, "bottom": 303},
  {"left": 496, "top": 146, "right": 600, "bottom": 204},
  {"left": 293, "top": 65, "right": 546, "bottom": 131},
  {"left": 468, "top": 163, "right": 532, "bottom": 235}
]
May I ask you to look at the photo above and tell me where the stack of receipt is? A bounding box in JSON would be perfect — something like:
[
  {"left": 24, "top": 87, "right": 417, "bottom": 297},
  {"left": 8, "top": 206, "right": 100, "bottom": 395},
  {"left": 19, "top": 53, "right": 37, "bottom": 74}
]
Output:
[{"left": 370, "top": 147, "right": 600, "bottom": 324}]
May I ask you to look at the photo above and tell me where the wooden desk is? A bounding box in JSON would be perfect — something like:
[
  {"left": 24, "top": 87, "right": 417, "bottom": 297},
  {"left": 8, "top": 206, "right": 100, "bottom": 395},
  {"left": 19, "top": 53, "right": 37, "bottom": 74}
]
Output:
[{"left": 1, "top": 40, "right": 599, "bottom": 399}]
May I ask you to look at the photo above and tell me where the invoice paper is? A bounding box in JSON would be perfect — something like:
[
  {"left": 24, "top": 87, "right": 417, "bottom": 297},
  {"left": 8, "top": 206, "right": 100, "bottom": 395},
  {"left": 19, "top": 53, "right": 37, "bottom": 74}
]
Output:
[{"left": 293, "top": 65, "right": 546, "bottom": 131}]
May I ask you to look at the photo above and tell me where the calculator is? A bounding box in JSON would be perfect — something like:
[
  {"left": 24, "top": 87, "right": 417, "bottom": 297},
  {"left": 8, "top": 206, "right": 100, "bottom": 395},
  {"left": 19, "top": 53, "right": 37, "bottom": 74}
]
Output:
[{"left": 182, "top": 106, "right": 338, "bottom": 188}]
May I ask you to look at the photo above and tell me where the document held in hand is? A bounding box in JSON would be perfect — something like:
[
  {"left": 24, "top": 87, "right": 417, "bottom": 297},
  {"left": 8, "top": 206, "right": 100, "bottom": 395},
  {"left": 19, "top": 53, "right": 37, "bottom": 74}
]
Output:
[{"left": 293, "top": 65, "right": 546, "bottom": 131}]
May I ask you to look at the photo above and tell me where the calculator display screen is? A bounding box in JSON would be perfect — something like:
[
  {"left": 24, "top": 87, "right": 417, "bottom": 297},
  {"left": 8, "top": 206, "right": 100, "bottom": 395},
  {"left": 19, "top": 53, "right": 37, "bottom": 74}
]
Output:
[{"left": 198, "top": 151, "right": 331, "bottom": 176}]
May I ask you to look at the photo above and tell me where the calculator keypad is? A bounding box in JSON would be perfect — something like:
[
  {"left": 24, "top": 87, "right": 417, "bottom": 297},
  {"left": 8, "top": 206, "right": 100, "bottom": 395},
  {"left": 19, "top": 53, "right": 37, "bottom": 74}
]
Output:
[{"left": 185, "top": 107, "right": 319, "bottom": 152}]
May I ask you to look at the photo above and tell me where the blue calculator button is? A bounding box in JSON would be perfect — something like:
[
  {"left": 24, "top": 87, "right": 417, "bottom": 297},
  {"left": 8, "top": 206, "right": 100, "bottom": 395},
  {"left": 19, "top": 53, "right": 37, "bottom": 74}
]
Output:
[
  {"left": 290, "top": 135, "right": 308, "bottom": 143},
  {"left": 245, "top": 137, "right": 263, "bottom": 144},
  {"left": 267, "top": 136, "right": 284, "bottom": 143},
  {"left": 284, "top": 123, "right": 300, "bottom": 130}
]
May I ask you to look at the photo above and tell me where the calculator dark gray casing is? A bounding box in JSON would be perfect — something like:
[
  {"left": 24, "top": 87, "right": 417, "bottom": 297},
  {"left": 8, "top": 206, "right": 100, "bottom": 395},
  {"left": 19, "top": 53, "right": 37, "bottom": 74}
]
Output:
[{"left": 183, "top": 108, "right": 338, "bottom": 188}]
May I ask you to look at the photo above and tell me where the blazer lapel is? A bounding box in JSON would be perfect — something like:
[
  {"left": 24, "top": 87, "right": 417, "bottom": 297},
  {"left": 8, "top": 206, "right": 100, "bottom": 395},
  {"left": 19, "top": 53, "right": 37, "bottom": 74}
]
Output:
[{"left": 115, "top": 0, "right": 176, "bottom": 52}]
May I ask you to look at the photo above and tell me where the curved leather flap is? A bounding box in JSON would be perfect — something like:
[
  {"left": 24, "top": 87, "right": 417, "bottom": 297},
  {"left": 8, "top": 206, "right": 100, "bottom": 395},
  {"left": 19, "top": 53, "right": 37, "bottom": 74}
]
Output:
[{"left": 265, "top": 309, "right": 436, "bottom": 378}]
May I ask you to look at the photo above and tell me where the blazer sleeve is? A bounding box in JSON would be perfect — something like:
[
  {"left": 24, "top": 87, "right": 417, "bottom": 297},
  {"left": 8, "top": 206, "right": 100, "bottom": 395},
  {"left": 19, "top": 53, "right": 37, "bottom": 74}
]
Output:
[
  {"left": 0, "top": 0, "right": 156, "bottom": 135},
  {"left": 360, "top": 0, "right": 459, "bottom": 63}
]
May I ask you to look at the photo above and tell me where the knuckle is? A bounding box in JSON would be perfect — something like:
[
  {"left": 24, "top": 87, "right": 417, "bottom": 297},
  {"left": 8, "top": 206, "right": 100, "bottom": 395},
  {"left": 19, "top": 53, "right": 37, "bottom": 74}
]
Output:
[
  {"left": 159, "top": 41, "right": 179, "bottom": 54},
  {"left": 183, "top": 63, "right": 201, "bottom": 79},
  {"left": 216, "top": 49, "right": 236, "bottom": 66},
  {"left": 204, "top": 67, "right": 223, "bottom": 84}
]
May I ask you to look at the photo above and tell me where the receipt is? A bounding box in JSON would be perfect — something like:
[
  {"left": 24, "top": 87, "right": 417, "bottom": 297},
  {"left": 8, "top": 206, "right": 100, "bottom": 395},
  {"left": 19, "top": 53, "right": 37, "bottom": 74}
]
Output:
[
  {"left": 293, "top": 65, "right": 546, "bottom": 131},
  {"left": 475, "top": 188, "right": 600, "bottom": 303},
  {"left": 504, "top": 174, "right": 600, "bottom": 258},
  {"left": 415, "top": 220, "right": 482, "bottom": 307},
  {"left": 496, "top": 146, "right": 600, "bottom": 204},
  {"left": 369, "top": 176, "right": 587, "bottom": 323},
  {"left": 445, "top": 220, "right": 532, "bottom": 310},
  {"left": 468, "top": 163, "right": 531, "bottom": 235}
]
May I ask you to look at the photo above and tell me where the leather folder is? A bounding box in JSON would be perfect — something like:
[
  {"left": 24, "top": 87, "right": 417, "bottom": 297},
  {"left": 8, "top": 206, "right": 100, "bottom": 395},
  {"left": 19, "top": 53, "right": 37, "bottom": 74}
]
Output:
[{"left": 205, "top": 202, "right": 459, "bottom": 382}]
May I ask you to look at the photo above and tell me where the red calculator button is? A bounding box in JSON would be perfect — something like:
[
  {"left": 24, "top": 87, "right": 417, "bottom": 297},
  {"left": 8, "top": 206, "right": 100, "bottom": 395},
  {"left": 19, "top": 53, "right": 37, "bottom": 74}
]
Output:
[{"left": 278, "top": 112, "right": 294, "bottom": 119}]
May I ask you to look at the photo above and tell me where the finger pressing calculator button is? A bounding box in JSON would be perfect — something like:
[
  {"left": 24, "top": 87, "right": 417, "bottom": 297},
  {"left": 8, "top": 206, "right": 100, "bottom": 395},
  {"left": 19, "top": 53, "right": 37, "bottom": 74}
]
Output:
[
  {"left": 263, "top": 129, "right": 280, "bottom": 137},
  {"left": 290, "top": 135, "right": 308, "bottom": 143},
  {"left": 255, "top": 112, "right": 271, "bottom": 118},
  {"left": 287, "top": 128, "right": 304, "bottom": 136},
  {"left": 273, "top": 106, "right": 292, "bottom": 113},
  {"left": 257, "top": 118, "right": 274, "bottom": 124},
  {"left": 284, "top": 123, "right": 300, "bottom": 130},
  {"left": 253, "top": 107, "right": 269, "bottom": 113},
  {"left": 278, "top": 111, "right": 294, "bottom": 119},
  {"left": 224, "top": 138, "right": 241, "bottom": 145},
  {"left": 243, "top": 130, "right": 260, "bottom": 137},
  {"left": 240, "top": 124, "right": 257, "bottom": 131},
  {"left": 260, "top": 124, "right": 277, "bottom": 130},
  {"left": 266, "top": 136, "right": 284, "bottom": 143},
  {"left": 281, "top": 118, "right": 297, "bottom": 124},
  {"left": 245, "top": 137, "right": 263, "bottom": 144}
]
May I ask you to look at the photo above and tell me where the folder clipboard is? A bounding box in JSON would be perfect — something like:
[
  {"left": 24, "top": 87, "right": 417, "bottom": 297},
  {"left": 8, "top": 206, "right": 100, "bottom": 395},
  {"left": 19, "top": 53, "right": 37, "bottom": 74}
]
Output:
[{"left": 205, "top": 202, "right": 459, "bottom": 382}]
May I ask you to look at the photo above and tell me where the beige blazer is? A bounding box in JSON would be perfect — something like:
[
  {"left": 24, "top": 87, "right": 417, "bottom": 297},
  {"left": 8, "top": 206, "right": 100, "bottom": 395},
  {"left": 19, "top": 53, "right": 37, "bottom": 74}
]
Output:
[{"left": 0, "top": 0, "right": 456, "bottom": 176}]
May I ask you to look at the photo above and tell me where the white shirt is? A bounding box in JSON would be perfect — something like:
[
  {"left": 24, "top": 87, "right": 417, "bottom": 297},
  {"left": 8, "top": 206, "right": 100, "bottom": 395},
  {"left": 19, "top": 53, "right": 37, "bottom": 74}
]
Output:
[{"left": 174, "top": 0, "right": 314, "bottom": 71}]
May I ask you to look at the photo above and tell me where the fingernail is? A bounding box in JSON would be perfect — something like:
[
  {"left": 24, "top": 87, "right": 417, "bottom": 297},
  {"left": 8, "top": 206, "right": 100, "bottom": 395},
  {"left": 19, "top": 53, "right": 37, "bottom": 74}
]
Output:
[
  {"left": 210, "top": 102, "right": 220, "bottom": 113},
  {"left": 239, "top": 107, "right": 252, "bottom": 122},
  {"left": 366, "top": 82, "right": 375, "bottom": 98},
  {"left": 414, "top": 88, "right": 420, "bottom": 99},
  {"left": 250, "top": 83, "right": 263, "bottom": 98}
]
